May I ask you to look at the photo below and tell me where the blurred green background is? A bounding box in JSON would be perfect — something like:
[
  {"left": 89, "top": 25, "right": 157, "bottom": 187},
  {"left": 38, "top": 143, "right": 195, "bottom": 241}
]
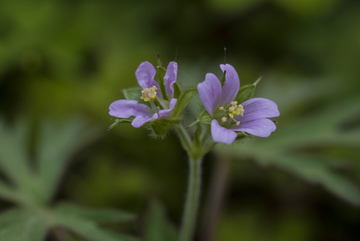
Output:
[{"left": 1, "top": 0, "right": 360, "bottom": 240}]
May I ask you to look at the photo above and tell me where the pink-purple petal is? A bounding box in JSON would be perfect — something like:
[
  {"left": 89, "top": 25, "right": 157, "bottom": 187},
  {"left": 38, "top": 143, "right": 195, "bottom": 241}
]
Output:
[
  {"left": 197, "top": 73, "right": 222, "bottom": 117},
  {"left": 164, "top": 62, "right": 178, "bottom": 98},
  {"left": 219, "top": 64, "right": 240, "bottom": 107},
  {"left": 211, "top": 119, "right": 237, "bottom": 145},
  {"left": 158, "top": 99, "right": 177, "bottom": 118},
  {"left": 109, "top": 100, "right": 150, "bottom": 118},
  {"left": 135, "top": 61, "right": 161, "bottom": 97},
  {"left": 232, "top": 118, "right": 276, "bottom": 137}
]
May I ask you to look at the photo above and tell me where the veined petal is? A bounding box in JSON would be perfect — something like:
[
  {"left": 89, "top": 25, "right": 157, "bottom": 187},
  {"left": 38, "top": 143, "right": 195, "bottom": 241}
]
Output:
[
  {"left": 219, "top": 64, "right": 240, "bottom": 107},
  {"left": 158, "top": 98, "right": 177, "bottom": 118},
  {"left": 164, "top": 62, "right": 178, "bottom": 98},
  {"left": 232, "top": 118, "right": 276, "bottom": 137},
  {"left": 197, "top": 73, "right": 222, "bottom": 117},
  {"left": 211, "top": 119, "right": 237, "bottom": 145},
  {"left": 109, "top": 99, "right": 150, "bottom": 118},
  {"left": 135, "top": 61, "right": 161, "bottom": 97}
]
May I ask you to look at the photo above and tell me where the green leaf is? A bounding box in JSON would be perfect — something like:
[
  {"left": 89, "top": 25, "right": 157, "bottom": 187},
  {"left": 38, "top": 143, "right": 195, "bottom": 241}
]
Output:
[
  {"left": 0, "top": 208, "right": 49, "bottom": 241},
  {"left": 150, "top": 119, "right": 180, "bottom": 137},
  {"left": 38, "top": 120, "right": 100, "bottom": 204},
  {"left": 0, "top": 181, "right": 16, "bottom": 202},
  {"left": 197, "top": 109, "right": 212, "bottom": 125},
  {"left": 122, "top": 87, "right": 142, "bottom": 102},
  {"left": 261, "top": 156, "right": 360, "bottom": 206},
  {"left": 234, "top": 76, "right": 261, "bottom": 104},
  {"left": 173, "top": 82, "right": 182, "bottom": 99},
  {"left": 144, "top": 200, "right": 178, "bottom": 241},
  {"left": 54, "top": 202, "right": 136, "bottom": 224},
  {"left": 0, "top": 119, "right": 34, "bottom": 188},
  {"left": 172, "top": 88, "right": 198, "bottom": 117},
  {"left": 54, "top": 208, "right": 138, "bottom": 241},
  {"left": 218, "top": 93, "right": 360, "bottom": 206},
  {"left": 108, "top": 119, "right": 132, "bottom": 130}
]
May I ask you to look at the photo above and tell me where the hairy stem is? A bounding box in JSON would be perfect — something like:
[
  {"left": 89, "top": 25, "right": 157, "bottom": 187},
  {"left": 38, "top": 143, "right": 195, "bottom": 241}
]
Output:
[
  {"left": 176, "top": 124, "right": 192, "bottom": 153},
  {"left": 179, "top": 157, "right": 203, "bottom": 241}
]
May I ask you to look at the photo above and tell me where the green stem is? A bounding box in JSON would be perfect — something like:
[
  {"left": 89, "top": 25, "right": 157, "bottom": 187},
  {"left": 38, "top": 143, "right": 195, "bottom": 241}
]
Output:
[
  {"left": 176, "top": 124, "right": 192, "bottom": 153},
  {"left": 178, "top": 157, "right": 203, "bottom": 241}
]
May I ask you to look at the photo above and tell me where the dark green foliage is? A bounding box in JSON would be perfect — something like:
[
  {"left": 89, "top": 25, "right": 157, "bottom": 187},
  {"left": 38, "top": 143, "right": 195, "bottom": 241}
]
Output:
[{"left": 0, "top": 119, "right": 138, "bottom": 241}]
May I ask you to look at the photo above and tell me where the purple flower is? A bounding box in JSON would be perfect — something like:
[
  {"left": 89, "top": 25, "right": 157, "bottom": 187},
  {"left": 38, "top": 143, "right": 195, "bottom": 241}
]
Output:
[
  {"left": 109, "top": 61, "right": 178, "bottom": 128},
  {"left": 197, "top": 64, "right": 280, "bottom": 145}
]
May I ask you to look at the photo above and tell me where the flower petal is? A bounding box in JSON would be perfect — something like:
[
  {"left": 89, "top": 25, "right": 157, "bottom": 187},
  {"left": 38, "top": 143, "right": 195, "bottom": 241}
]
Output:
[
  {"left": 232, "top": 118, "right": 276, "bottom": 137},
  {"left": 135, "top": 61, "right": 161, "bottom": 97},
  {"left": 131, "top": 99, "right": 178, "bottom": 128},
  {"left": 197, "top": 73, "right": 222, "bottom": 117},
  {"left": 132, "top": 114, "right": 157, "bottom": 128},
  {"left": 164, "top": 62, "right": 178, "bottom": 98},
  {"left": 211, "top": 119, "right": 237, "bottom": 145},
  {"left": 234, "top": 98, "right": 280, "bottom": 123},
  {"left": 109, "top": 99, "right": 150, "bottom": 118},
  {"left": 158, "top": 98, "right": 177, "bottom": 118},
  {"left": 219, "top": 64, "right": 240, "bottom": 107}
]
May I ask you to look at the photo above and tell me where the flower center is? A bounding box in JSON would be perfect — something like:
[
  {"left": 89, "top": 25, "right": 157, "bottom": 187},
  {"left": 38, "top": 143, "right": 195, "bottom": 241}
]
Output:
[
  {"left": 140, "top": 86, "right": 157, "bottom": 102},
  {"left": 218, "top": 101, "right": 244, "bottom": 126}
]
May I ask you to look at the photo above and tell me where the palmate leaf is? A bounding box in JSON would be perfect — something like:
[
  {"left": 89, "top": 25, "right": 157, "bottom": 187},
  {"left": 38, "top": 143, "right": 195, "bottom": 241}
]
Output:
[
  {"left": 0, "top": 204, "right": 138, "bottom": 241},
  {"left": 0, "top": 118, "right": 138, "bottom": 240},
  {"left": 218, "top": 94, "right": 360, "bottom": 205}
]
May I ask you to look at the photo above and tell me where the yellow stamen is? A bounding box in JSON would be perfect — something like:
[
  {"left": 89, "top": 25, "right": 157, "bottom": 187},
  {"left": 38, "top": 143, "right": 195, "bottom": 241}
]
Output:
[
  {"left": 219, "top": 106, "right": 224, "bottom": 110},
  {"left": 229, "top": 104, "right": 244, "bottom": 116},
  {"left": 236, "top": 121, "right": 240, "bottom": 126},
  {"left": 140, "top": 86, "right": 157, "bottom": 102},
  {"left": 229, "top": 113, "right": 234, "bottom": 119},
  {"left": 221, "top": 117, "right": 227, "bottom": 122},
  {"left": 231, "top": 101, "right": 238, "bottom": 105}
]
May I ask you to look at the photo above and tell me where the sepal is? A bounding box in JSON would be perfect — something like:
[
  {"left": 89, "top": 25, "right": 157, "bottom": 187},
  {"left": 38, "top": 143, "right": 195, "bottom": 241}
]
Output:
[
  {"left": 108, "top": 119, "right": 132, "bottom": 130},
  {"left": 150, "top": 118, "right": 180, "bottom": 137},
  {"left": 172, "top": 88, "right": 198, "bottom": 117},
  {"left": 197, "top": 109, "right": 212, "bottom": 125},
  {"left": 156, "top": 55, "right": 168, "bottom": 100},
  {"left": 235, "top": 76, "right": 262, "bottom": 104},
  {"left": 220, "top": 71, "right": 226, "bottom": 85},
  {"left": 122, "top": 87, "right": 142, "bottom": 102},
  {"left": 173, "top": 82, "right": 182, "bottom": 99},
  {"left": 236, "top": 131, "right": 250, "bottom": 140}
]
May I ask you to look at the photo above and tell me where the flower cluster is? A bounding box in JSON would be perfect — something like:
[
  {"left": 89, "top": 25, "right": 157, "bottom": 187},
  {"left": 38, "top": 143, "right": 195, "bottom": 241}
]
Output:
[{"left": 109, "top": 59, "right": 279, "bottom": 146}]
